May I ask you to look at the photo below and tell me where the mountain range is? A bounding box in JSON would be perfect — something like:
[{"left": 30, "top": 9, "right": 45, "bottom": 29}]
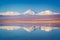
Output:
[{"left": 0, "top": 9, "right": 59, "bottom": 15}]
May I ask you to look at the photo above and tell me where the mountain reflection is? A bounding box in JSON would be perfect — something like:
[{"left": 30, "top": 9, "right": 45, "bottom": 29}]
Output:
[{"left": 0, "top": 26, "right": 59, "bottom": 32}]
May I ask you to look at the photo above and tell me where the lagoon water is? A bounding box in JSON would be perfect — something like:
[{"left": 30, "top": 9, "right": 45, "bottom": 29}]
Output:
[
  {"left": 0, "top": 27, "right": 60, "bottom": 40},
  {"left": 0, "top": 15, "right": 60, "bottom": 40}
]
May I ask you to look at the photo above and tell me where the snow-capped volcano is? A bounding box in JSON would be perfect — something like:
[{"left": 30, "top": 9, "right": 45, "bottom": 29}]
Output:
[
  {"left": 0, "top": 10, "right": 59, "bottom": 15},
  {"left": 1, "top": 12, "right": 20, "bottom": 16},
  {"left": 23, "top": 9, "right": 35, "bottom": 15},
  {"left": 38, "top": 10, "right": 53, "bottom": 15}
]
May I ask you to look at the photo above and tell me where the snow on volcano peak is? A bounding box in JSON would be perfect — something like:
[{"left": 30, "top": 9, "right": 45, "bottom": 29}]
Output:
[
  {"left": 0, "top": 10, "right": 59, "bottom": 15},
  {"left": 23, "top": 9, "right": 35, "bottom": 15},
  {"left": 38, "top": 10, "right": 53, "bottom": 15},
  {"left": 1, "top": 12, "right": 20, "bottom": 16}
]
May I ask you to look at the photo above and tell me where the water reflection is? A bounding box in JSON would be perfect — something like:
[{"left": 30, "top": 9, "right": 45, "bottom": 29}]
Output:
[
  {"left": 40, "top": 26, "right": 58, "bottom": 32},
  {"left": 0, "top": 26, "right": 59, "bottom": 32},
  {"left": 0, "top": 26, "right": 60, "bottom": 40}
]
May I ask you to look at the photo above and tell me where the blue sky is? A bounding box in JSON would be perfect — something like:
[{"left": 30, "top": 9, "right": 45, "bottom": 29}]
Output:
[{"left": 0, "top": 0, "right": 60, "bottom": 13}]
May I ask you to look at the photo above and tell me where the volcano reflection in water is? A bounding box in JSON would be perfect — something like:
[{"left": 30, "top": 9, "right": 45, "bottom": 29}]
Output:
[
  {"left": 0, "top": 26, "right": 60, "bottom": 40},
  {"left": 0, "top": 26, "right": 59, "bottom": 32},
  {"left": 0, "top": 15, "right": 60, "bottom": 40}
]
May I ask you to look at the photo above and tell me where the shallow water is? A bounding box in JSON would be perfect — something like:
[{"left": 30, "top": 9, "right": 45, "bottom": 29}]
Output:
[
  {"left": 0, "top": 26, "right": 60, "bottom": 40},
  {"left": 0, "top": 15, "right": 60, "bottom": 40}
]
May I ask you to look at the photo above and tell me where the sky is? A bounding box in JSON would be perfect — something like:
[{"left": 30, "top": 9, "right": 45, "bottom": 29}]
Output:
[{"left": 0, "top": 0, "right": 60, "bottom": 13}]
